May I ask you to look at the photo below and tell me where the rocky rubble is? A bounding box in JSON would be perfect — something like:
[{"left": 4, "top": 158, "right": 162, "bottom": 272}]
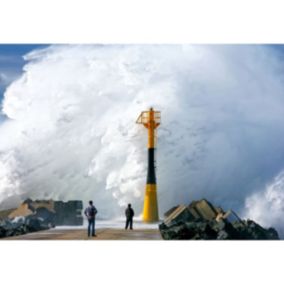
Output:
[
  {"left": 159, "top": 199, "right": 279, "bottom": 240},
  {"left": 0, "top": 198, "right": 83, "bottom": 238},
  {"left": 0, "top": 216, "right": 54, "bottom": 238}
]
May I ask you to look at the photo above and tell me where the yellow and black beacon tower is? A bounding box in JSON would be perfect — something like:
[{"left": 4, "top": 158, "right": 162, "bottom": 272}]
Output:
[{"left": 136, "top": 107, "right": 161, "bottom": 222}]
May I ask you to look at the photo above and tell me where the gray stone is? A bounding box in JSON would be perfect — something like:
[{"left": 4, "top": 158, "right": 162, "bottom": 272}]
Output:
[
  {"left": 217, "top": 230, "right": 230, "bottom": 240},
  {"left": 164, "top": 206, "right": 179, "bottom": 218},
  {"left": 190, "top": 199, "right": 218, "bottom": 221},
  {"left": 164, "top": 205, "right": 195, "bottom": 227}
]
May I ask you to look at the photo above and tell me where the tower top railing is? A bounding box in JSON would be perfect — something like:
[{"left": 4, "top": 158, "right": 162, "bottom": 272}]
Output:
[{"left": 136, "top": 107, "right": 161, "bottom": 129}]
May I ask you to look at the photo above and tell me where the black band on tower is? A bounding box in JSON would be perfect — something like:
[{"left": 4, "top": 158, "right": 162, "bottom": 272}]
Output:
[{"left": 147, "top": 148, "right": 156, "bottom": 184}]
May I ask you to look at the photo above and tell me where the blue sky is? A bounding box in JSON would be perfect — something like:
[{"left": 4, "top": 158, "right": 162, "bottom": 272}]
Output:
[{"left": 0, "top": 44, "right": 49, "bottom": 101}]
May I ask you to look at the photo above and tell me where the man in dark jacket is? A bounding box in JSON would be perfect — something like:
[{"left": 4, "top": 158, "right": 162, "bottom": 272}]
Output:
[
  {"left": 125, "top": 203, "right": 134, "bottom": 230},
  {"left": 84, "top": 200, "right": 98, "bottom": 237}
]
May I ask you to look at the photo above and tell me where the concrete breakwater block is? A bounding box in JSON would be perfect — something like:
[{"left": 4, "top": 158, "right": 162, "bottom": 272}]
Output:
[
  {"left": 7, "top": 199, "right": 83, "bottom": 226},
  {"left": 159, "top": 199, "right": 279, "bottom": 240}
]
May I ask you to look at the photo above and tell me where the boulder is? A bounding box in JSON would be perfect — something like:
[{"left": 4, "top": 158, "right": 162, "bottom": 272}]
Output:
[
  {"left": 164, "top": 206, "right": 179, "bottom": 218},
  {"left": 164, "top": 205, "right": 195, "bottom": 227},
  {"left": 34, "top": 207, "right": 55, "bottom": 227},
  {"left": 25, "top": 217, "right": 46, "bottom": 232},
  {"left": 8, "top": 203, "right": 34, "bottom": 219},
  {"left": 189, "top": 199, "right": 218, "bottom": 221}
]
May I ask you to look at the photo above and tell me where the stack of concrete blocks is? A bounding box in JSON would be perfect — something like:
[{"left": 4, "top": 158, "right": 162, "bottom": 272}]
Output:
[
  {"left": 7, "top": 199, "right": 83, "bottom": 226},
  {"left": 54, "top": 200, "right": 83, "bottom": 226}
]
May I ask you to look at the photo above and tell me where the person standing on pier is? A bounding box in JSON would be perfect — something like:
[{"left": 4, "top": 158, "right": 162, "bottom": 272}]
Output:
[
  {"left": 125, "top": 203, "right": 134, "bottom": 230},
  {"left": 84, "top": 200, "right": 98, "bottom": 237}
]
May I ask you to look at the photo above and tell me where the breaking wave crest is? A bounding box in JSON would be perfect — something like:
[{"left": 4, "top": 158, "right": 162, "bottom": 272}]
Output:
[{"left": 1, "top": 45, "right": 284, "bottom": 222}]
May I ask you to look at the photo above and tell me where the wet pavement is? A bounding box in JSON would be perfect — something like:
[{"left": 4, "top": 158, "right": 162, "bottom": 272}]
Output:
[{"left": 2, "top": 228, "right": 162, "bottom": 240}]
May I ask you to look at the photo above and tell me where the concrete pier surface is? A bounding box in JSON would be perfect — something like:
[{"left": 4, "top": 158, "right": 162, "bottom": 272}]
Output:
[{"left": 2, "top": 219, "right": 162, "bottom": 240}]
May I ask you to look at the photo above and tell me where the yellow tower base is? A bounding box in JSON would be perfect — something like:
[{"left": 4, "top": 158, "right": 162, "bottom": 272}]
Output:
[{"left": 143, "top": 184, "right": 159, "bottom": 222}]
